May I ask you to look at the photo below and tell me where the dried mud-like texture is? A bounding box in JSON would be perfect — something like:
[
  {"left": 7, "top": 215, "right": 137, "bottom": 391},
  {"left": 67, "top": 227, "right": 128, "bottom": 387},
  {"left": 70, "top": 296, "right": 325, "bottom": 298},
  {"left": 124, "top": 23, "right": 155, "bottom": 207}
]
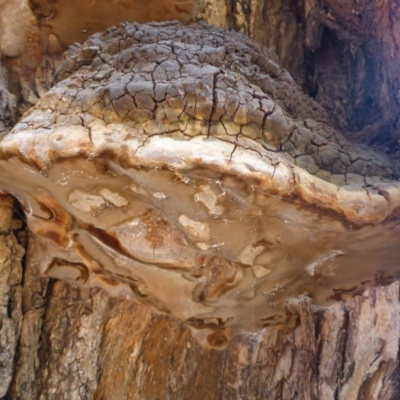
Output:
[
  {"left": 0, "top": 0, "right": 196, "bottom": 119},
  {"left": 2, "top": 22, "right": 400, "bottom": 344}
]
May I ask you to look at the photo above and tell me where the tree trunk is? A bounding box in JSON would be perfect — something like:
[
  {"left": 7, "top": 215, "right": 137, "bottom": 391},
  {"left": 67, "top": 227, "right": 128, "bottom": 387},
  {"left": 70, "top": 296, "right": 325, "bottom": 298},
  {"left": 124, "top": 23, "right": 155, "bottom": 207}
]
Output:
[
  {"left": 2, "top": 228, "right": 400, "bottom": 399},
  {"left": 2, "top": 210, "right": 400, "bottom": 400},
  {"left": 197, "top": 0, "right": 400, "bottom": 154},
  {"left": 1, "top": 1, "right": 400, "bottom": 399}
]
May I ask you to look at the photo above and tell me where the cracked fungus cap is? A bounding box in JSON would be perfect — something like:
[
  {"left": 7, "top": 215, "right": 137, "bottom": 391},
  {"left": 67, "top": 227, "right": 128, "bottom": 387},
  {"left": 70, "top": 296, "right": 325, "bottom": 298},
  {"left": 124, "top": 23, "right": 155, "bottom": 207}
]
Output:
[{"left": 2, "top": 22, "right": 400, "bottom": 348}]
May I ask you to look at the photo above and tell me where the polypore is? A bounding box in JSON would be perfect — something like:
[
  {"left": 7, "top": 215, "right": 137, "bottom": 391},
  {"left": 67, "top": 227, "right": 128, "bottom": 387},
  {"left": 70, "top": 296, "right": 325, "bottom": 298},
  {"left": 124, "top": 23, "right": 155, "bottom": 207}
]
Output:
[{"left": 1, "top": 22, "right": 400, "bottom": 347}]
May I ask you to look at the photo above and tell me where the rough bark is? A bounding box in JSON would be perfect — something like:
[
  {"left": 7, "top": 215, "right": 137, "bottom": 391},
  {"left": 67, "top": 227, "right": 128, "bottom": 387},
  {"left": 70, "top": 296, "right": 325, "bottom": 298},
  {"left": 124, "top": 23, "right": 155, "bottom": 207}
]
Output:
[
  {"left": 1, "top": 1, "right": 400, "bottom": 400},
  {"left": 3, "top": 252, "right": 400, "bottom": 399},
  {"left": 0, "top": 196, "right": 25, "bottom": 398},
  {"left": 196, "top": 0, "right": 400, "bottom": 154}
]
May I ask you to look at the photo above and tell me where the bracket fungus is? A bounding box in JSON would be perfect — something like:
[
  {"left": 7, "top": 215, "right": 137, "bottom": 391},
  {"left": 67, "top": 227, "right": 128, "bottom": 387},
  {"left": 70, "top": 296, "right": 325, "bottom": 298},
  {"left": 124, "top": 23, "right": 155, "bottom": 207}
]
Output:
[{"left": 1, "top": 22, "right": 400, "bottom": 347}]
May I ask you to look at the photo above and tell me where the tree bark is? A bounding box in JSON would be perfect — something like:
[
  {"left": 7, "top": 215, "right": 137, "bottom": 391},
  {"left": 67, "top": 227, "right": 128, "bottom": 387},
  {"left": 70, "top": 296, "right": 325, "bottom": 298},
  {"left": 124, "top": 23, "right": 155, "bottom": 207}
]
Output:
[
  {"left": 1, "top": 1, "right": 400, "bottom": 399},
  {"left": 3, "top": 242, "right": 400, "bottom": 399},
  {"left": 196, "top": 0, "right": 400, "bottom": 154}
]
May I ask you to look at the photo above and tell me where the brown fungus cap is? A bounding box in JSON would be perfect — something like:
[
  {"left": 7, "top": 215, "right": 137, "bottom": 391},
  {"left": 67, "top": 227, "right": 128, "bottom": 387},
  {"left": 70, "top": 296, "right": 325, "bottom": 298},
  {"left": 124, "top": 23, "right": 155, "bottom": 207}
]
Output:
[{"left": 1, "top": 22, "right": 400, "bottom": 346}]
